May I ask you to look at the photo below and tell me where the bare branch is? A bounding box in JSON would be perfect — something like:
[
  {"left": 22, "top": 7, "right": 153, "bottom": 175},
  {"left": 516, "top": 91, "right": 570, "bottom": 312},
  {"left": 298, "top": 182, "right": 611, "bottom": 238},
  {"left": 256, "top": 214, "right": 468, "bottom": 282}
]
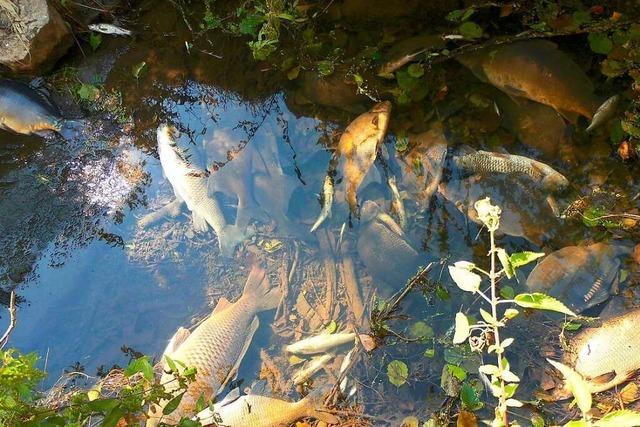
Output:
[{"left": 0, "top": 290, "right": 17, "bottom": 350}]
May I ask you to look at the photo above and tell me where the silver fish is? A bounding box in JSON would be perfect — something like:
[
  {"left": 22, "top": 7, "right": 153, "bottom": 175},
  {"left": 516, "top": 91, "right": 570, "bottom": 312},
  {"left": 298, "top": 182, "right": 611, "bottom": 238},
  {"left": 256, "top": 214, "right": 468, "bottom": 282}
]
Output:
[
  {"left": 586, "top": 94, "right": 620, "bottom": 133},
  {"left": 286, "top": 332, "right": 356, "bottom": 355},
  {"left": 452, "top": 149, "right": 569, "bottom": 193},
  {"left": 88, "top": 23, "right": 132, "bottom": 36},
  {"left": 157, "top": 124, "right": 244, "bottom": 256},
  {"left": 310, "top": 175, "right": 334, "bottom": 233},
  {"left": 387, "top": 174, "right": 406, "bottom": 229},
  {"left": 195, "top": 387, "right": 339, "bottom": 426},
  {"left": 292, "top": 353, "right": 334, "bottom": 385},
  {"left": 146, "top": 264, "right": 280, "bottom": 426}
]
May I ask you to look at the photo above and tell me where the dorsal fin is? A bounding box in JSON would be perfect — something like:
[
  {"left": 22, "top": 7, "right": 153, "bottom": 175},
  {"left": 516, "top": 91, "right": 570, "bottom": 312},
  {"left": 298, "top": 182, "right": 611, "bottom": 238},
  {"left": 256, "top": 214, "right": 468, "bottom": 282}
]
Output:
[
  {"left": 212, "top": 297, "right": 232, "bottom": 315},
  {"left": 162, "top": 327, "right": 191, "bottom": 360}
]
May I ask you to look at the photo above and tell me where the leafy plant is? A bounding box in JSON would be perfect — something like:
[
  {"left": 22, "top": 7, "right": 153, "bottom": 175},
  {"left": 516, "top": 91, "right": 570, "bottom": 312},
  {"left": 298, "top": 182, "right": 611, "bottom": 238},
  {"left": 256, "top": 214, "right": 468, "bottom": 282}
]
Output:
[{"left": 449, "top": 198, "right": 576, "bottom": 426}]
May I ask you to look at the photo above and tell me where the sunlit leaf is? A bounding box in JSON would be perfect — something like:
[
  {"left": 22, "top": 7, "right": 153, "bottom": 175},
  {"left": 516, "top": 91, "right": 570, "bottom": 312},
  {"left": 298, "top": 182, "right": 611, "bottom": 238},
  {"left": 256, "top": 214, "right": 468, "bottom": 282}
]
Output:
[
  {"left": 124, "top": 356, "right": 154, "bottom": 381},
  {"left": 448, "top": 265, "right": 481, "bottom": 293},
  {"left": 479, "top": 308, "right": 499, "bottom": 326},
  {"left": 514, "top": 293, "right": 576, "bottom": 316},
  {"left": 163, "top": 391, "right": 185, "bottom": 415},
  {"left": 478, "top": 364, "right": 499, "bottom": 375},
  {"left": 593, "top": 409, "right": 640, "bottom": 427},
  {"left": 564, "top": 420, "right": 590, "bottom": 427},
  {"left": 325, "top": 320, "right": 338, "bottom": 334},
  {"left": 447, "top": 364, "right": 467, "bottom": 381},
  {"left": 101, "top": 405, "right": 125, "bottom": 427},
  {"left": 509, "top": 251, "right": 545, "bottom": 269},
  {"left": 460, "top": 383, "right": 483, "bottom": 410},
  {"left": 547, "top": 359, "right": 592, "bottom": 414},
  {"left": 132, "top": 61, "right": 147, "bottom": 79},
  {"left": 497, "top": 248, "right": 513, "bottom": 278},
  {"left": 503, "top": 308, "right": 519, "bottom": 320},
  {"left": 501, "top": 370, "right": 520, "bottom": 383},
  {"left": 453, "top": 312, "right": 470, "bottom": 344},
  {"left": 505, "top": 398, "right": 523, "bottom": 407},
  {"left": 387, "top": 360, "right": 409, "bottom": 387}
]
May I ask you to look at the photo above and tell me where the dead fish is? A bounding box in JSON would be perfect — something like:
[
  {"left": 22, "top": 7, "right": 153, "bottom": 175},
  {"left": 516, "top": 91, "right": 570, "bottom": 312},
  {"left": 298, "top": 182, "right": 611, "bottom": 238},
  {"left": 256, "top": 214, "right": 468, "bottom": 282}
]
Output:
[
  {"left": 357, "top": 200, "right": 435, "bottom": 288},
  {"left": 451, "top": 149, "right": 569, "bottom": 193},
  {"left": 338, "top": 101, "right": 392, "bottom": 216},
  {"left": 378, "top": 49, "right": 427, "bottom": 79},
  {"left": 387, "top": 174, "right": 406, "bottom": 229},
  {"left": 292, "top": 353, "right": 334, "bottom": 385},
  {"left": 286, "top": 332, "right": 356, "bottom": 355},
  {"left": 586, "top": 94, "right": 620, "bottom": 133},
  {"left": 146, "top": 264, "right": 280, "bottom": 426},
  {"left": 310, "top": 175, "right": 334, "bottom": 233},
  {"left": 550, "top": 308, "right": 640, "bottom": 399},
  {"left": 88, "top": 23, "right": 133, "bottom": 36},
  {"left": 458, "top": 40, "right": 598, "bottom": 122},
  {"left": 377, "top": 33, "right": 446, "bottom": 78},
  {"left": 0, "top": 79, "right": 82, "bottom": 138},
  {"left": 526, "top": 241, "right": 633, "bottom": 314},
  {"left": 157, "top": 124, "right": 244, "bottom": 257},
  {"left": 194, "top": 387, "right": 339, "bottom": 426}
]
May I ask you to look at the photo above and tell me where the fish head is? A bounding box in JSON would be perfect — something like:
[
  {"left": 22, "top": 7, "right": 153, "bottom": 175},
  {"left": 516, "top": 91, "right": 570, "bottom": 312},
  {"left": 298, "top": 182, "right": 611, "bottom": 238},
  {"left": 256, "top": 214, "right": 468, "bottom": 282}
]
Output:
[
  {"left": 360, "top": 200, "right": 381, "bottom": 223},
  {"left": 541, "top": 173, "right": 569, "bottom": 193},
  {"left": 373, "top": 100, "right": 392, "bottom": 116},
  {"left": 157, "top": 123, "right": 180, "bottom": 142}
]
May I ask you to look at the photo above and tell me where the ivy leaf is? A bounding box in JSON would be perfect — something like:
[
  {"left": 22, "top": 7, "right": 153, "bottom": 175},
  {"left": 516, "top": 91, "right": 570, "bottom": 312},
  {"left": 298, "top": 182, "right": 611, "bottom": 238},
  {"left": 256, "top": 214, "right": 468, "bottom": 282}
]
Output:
[
  {"left": 547, "top": 359, "right": 592, "bottom": 414},
  {"left": 89, "top": 33, "right": 102, "bottom": 51},
  {"left": 588, "top": 33, "right": 613, "bottom": 54},
  {"left": 514, "top": 293, "right": 576, "bottom": 316},
  {"left": 448, "top": 264, "right": 481, "bottom": 293},
  {"left": 387, "top": 360, "right": 409, "bottom": 387},
  {"left": 163, "top": 391, "right": 186, "bottom": 415},
  {"left": 509, "top": 251, "right": 545, "bottom": 269},
  {"left": 453, "top": 312, "right": 470, "bottom": 344},
  {"left": 593, "top": 410, "right": 640, "bottom": 427},
  {"left": 459, "top": 21, "right": 483, "bottom": 39}
]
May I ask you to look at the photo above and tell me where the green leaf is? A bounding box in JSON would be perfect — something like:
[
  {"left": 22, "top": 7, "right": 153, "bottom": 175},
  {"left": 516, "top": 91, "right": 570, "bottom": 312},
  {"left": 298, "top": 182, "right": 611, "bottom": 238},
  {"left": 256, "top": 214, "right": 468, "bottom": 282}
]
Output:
[
  {"left": 132, "top": 61, "right": 147, "bottom": 79},
  {"left": 89, "top": 33, "right": 102, "bottom": 51},
  {"left": 239, "top": 13, "right": 264, "bottom": 35},
  {"left": 163, "top": 391, "right": 185, "bottom": 415},
  {"left": 325, "top": 320, "right": 338, "bottom": 334},
  {"left": 396, "top": 69, "right": 418, "bottom": 91},
  {"left": 124, "top": 356, "right": 154, "bottom": 381},
  {"left": 446, "top": 8, "right": 475, "bottom": 22},
  {"left": 408, "top": 321, "right": 434, "bottom": 341},
  {"left": 447, "top": 364, "right": 467, "bottom": 381},
  {"left": 514, "top": 293, "right": 576, "bottom": 316},
  {"left": 102, "top": 405, "right": 125, "bottom": 427},
  {"left": 86, "top": 398, "right": 119, "bottom": 413},
  {"left": 178, "top": 420, "right": 202, "bottom": 427},
  {"left": 547, "top": 359, "right": 592, "bottom": 414},
  {"left": 564, "top": 420, "right": 590, "bottom": 427},
  {"left": 500, "top": 285, "right": 515, "bottom": 299},
  {"left": 588, "top": 33, "right": 613, "bottom": 54},
  {"left": 460, "top": 383, "right": 483, "bottom": 410},
  {"left": 407, "top": 63, "right": 424, "bottom": 78},
  {"left": 387, "top": 360, "right": 409, "bottom": 387},
  {"left": 165, "top": 355, "right": 177, "bottom": 373},
  {"left": 448, "top": 264, "right": 481, "bottom": 293},
  {"left": 572, "top": 10, "right": 592, "bottom": 26},
  {"left": 453, "top": 312, "right": 470, "bottom": 344},
  {"left": 622, "top": 120, "right": 640, "bottom": 139},
  {"left": 195, "top": 392, "right": 206, "bottom": 412},
  {"left": 496, "top": 248, "right": 513, "bottom": 278},
  {"left": 593, "top": 410, "right": 640, "bottom": 427},
  {"left": 77, "top": 83, "right": 100, "bottom": 101},
  {"left": 509, "top": 251, "right": 545, "bottom": 269},
  {"left": 530, "top": 413, "right": 545, "bottom": 427},
  {"left": 459, "top": 21, "right": 483, "bottom": 39},
  {"left": 317, "top": 60, "right": 335, "bottom": 77},
  {"left": 503, "top": 308, "right": 519, "bottom": 320}
]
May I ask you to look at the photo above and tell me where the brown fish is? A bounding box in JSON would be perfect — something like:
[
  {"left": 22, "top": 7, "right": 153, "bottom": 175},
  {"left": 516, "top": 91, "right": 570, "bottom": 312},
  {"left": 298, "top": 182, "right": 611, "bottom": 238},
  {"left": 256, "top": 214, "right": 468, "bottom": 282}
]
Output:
[
  {"left": 551, "top": 308, "right": 640, "bottom": 398},
  {"left": 146, "top": 264, "right": 280, "bottom": 426},
  {"left": 458, "top": 40, "right": 599, "bottom": 122},
  {"left": 338, "top": 101, "right": 392, "bottom": 215},
  {"left": 526, "top": 241, "right": 632, "bottom": 314}
]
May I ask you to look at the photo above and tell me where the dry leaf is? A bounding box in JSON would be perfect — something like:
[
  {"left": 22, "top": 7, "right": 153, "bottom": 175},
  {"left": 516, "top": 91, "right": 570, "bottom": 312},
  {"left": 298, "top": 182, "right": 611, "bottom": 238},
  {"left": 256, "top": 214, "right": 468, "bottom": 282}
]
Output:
[{"left": 457, "top": 410, "right": 478, "bottom": 427}]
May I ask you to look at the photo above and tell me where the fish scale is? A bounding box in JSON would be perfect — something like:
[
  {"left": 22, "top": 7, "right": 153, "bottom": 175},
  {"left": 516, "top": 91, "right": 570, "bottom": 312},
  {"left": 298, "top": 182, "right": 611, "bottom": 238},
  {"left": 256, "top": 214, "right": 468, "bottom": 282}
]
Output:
[{"left": 455, "top": 152, "right": 544, "bottom": 181}]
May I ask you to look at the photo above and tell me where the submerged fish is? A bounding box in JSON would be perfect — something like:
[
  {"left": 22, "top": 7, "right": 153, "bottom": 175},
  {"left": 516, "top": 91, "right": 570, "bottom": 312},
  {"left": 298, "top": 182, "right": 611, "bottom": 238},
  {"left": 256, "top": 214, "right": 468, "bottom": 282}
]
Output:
[
  {"left": 88, "top": 23, "right": 133, "bottom": 36},
  {"left": 526, "top": 241, "right": 632, "bottom": 314},
  {"left": 195, "top": 387, "right": 339, "bottom": 426},
  {"left": 550, "top": 308, "right": 640, "bottom": 399},
  {"left": 338, "top": 101, "right": 392, "bottom": 216},
  {"left": 0, "top": 79, "right": 81, "bottom": 137},
  {"left": 458, "top": 40, "right": 599, "bottom": 122},
  {"left": 387, "top": 174, "right": 406, "bottom": 229},
  {"left": 310, "top": 175, "right": 334, "bottom": 233},
  {"left": 157, "top": 124, "right": 243, "bottom": 256},
  {"left": 451, "top": 149, "right": 569, "bottom": 193},
  {"left": 286, "top": 332, "right": 356, "bottom": 355},
  {"left": 292, "top": 353, "right": 334, "bottom": 385},
  {"left": 147, "top": 264, "right": 280, "bottom": 426},
  {"left": 378, "top": 33, "right": 445, "bottom": 78},
  {"left": 586, "top": 94, "right": 620, "bottom": 133}
]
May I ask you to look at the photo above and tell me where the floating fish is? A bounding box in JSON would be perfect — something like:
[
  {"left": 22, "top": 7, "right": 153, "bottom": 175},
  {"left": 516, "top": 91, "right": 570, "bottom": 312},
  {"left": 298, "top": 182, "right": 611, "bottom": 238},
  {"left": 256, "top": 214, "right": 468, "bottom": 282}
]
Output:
[
  {"left": 526, "top": 241, "right": 633, "bottom": 314},
  {"left": 586, "top": 94, "right": 620, "bottom": 133},
  {"left": 458, "top": 40, "right": 599, "bottom": 122},
  {"left": 451, "top": 149, "right": 569, "bottom": 193},
  {"left": 88, "top": 23, "right": 133, "bottom": 36},
  {"left": 157, "top": 124, "right": 244, "bottom": 256},
  {"left": 338, "top": 101, "right": 392, "bottom": 216},
  {"left": 286, "top": 332, "right": 356, "bottom": 355},
  {"left": 310, "top": 175, "right": 334, "bottom": 233},
  {"left": 292, "top": 353, "right": 334, "bottom": 385},
  {"left": 357, "top": 201, "right": 435, "bottom": 288},
  {"left": 146, "top": 264, "right": 280, "bottom": 426},
  {"left": 195, "top": 387, "right": 339, "bottom": 426},
  {"left": 387, "top": 174, "right": 407, "bottom": 229},
  {"left": 550, "top": 308, "right": 640, "bottom": 399},
  {"left": 0, "top": 79, "right": 82, "bottom": 138},
  {"left": 377, "top": 33, "right": 445, "bottom": 79}
]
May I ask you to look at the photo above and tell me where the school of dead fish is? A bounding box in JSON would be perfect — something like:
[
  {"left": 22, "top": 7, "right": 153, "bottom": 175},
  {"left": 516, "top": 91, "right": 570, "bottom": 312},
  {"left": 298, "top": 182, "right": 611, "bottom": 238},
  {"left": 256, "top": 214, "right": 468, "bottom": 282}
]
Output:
[{"left": 1, "top": 34, "right": 639, "bottom": 425}]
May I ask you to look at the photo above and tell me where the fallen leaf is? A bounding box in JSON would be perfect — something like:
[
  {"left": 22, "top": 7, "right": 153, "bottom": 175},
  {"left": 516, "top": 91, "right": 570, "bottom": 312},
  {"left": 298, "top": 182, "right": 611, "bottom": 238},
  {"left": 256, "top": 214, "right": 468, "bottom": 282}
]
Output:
[{"left": 457, "top": 410, "right": 478, "bottom": 427}]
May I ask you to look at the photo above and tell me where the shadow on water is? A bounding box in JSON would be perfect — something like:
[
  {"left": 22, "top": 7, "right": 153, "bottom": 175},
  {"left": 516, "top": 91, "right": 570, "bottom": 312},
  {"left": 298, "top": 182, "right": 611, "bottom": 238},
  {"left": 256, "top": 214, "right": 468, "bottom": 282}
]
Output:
[{"left": 1, "top": 0, "right": 639, "bottom": 424}]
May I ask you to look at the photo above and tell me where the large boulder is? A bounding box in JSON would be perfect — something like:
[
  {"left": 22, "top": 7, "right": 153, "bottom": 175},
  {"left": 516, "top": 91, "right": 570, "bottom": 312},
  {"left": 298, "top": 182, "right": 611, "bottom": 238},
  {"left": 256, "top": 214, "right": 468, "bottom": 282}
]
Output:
[{"left": 0, "top": 0, "right": 73, "bottom": 73}]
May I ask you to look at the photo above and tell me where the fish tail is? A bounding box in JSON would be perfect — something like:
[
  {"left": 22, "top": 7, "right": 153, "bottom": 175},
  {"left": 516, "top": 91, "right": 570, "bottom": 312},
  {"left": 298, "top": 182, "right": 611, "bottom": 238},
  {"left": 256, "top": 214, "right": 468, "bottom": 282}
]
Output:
[
  {"left": 300, "top": 387, "right": 340, "bottom": 424},
  {"left": 58, "top": 119, "right": 87, "bottom": 140},
  {"left": 217, "top": 224, "right": 245, "bottom": 258},
  {"left": 241, "top": 263, "right": 281, "bottom": 311}
]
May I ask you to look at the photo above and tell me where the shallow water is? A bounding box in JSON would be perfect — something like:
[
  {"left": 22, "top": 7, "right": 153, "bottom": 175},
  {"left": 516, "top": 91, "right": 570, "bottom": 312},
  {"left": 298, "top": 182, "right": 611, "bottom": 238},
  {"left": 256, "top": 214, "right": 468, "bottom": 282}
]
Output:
[{"left": 1, "top": 1, "right": 640, "bottom": 425}]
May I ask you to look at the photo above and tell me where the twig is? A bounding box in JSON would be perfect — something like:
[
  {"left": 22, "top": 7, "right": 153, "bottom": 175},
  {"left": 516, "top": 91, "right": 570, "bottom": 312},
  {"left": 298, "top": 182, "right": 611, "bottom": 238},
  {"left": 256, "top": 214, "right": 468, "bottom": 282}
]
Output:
[
  {"left": 339, "top": 240, "right": 365, "bottom": 325},
  {"left": 0, "top": 290, "right": 17, "bottom": 349}
]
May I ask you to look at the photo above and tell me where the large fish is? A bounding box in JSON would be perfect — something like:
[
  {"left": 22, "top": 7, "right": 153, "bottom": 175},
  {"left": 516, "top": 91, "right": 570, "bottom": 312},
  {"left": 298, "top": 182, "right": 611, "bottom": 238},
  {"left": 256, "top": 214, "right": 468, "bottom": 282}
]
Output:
[
  {"left": 157, "top": 124, "right": 244, "bottom": 256},
  {"left": 451, "top": 149, "right": 569, "bottom": 193},
  {"left": 550, "top": 308, "right": 640, "bottom": 399},
  {"left": 457, "top": 40, "right": 599, "bottom": 123},
  {"left": 339, "top": 101, "right": 392, "bottom": 216},
  {"left": 146, "top": 264, "right": 280, "bottom": 426},
  {"left": 194, "top": 387, "right": 339, "bottom": 426},
  {"left": 526, "top": 241, "right": 632, "bottom": 314},
  {"left": 0, "top": 79, "right": 82, "bottom": 137}
]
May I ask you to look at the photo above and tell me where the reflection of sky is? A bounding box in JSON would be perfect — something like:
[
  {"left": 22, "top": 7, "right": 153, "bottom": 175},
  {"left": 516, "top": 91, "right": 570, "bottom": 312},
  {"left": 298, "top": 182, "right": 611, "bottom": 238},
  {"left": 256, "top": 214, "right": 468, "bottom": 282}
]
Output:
[{"left": 3, "top": 84, "right": 326, "bottom": 385}]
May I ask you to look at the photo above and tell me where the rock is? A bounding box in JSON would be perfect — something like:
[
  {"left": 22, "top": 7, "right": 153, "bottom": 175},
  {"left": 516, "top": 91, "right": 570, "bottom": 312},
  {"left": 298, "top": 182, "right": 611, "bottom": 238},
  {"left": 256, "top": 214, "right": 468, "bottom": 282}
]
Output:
[{"left": 0, "top": 0, "right": 73, "bottom": 73}]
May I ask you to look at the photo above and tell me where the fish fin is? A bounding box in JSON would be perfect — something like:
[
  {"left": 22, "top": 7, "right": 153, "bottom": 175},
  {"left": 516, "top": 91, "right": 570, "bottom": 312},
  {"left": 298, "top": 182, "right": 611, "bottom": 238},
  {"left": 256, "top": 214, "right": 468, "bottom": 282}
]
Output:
[
  {"left": 59, "top": 119, "right": 88, "bottom": 140},
  {"left": 219, "top": 316, "right": 259, "bottom": 394},
  {"left": 558, "top": 109, "right": 579, "bottom": 124},
  {"left": 241, "top": 263, "right": 281, "bottom": 311},
  {"left": 217, "top": 224, "right": 246, "bottom": 258},
  {"left": 212, "top": 297, "right": 232, "bottom": 315},
  {"left": 502, "top": 86, "right": 528, "bottom": 101},
  {"left": 377, "top": 212, "right": 404, "bottom": 237},
  {"left": 192, "top": 212, "right": 209, "bottom": 232},
  {"left": 163, "top": 327, "right": 191, "bottom": 360},
  {"left": 301, "top": 387, "right": 340, "bottom": 424},
  {"left": 587, "top": 371, "right": 617, "bottom": 385}
]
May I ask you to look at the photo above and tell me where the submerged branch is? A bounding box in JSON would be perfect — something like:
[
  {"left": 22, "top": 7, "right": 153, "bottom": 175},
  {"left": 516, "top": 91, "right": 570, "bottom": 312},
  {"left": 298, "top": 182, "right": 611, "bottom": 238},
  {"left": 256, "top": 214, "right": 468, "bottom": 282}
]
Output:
[{"left": 0, "top": 290, "right": 17, "bottom": 350}]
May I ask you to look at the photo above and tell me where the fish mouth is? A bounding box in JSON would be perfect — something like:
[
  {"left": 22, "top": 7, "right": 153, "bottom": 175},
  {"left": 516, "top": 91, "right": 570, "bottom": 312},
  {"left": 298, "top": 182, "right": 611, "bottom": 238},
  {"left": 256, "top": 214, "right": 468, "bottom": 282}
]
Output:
[{"left": 158, "top": 123, "right": 180, "bottom": 140}]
